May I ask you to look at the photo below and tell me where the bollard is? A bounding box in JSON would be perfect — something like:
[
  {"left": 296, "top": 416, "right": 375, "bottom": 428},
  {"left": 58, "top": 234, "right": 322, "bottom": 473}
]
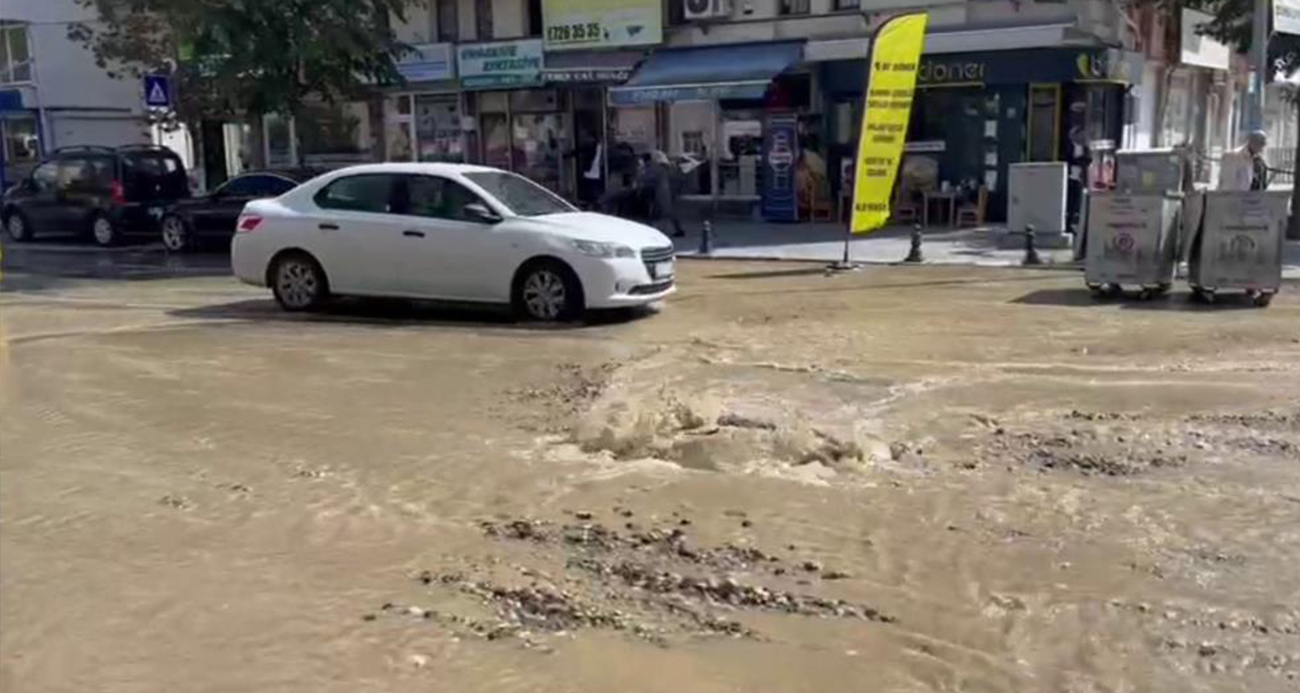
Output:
[
  {"left": 903, "top": 224, "right": 924, "bottom": 263},
  {"left": 699, "top": 220, "right": 713, "bottom": 255},
  {"left": 1022, "top": 224, "right": 1044, "bottom": 266}
]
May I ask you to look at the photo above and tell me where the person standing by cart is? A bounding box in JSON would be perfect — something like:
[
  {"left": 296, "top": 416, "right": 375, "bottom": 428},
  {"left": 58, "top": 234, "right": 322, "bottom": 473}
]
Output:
[{"left": 1218, "top": 131, "right": 1269, "bottom": 191}]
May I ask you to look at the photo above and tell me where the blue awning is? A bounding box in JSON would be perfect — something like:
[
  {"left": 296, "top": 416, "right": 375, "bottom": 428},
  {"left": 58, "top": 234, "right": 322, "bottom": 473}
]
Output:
[{"left": 609, "top": 41, "right": 804, "bottom": 106}]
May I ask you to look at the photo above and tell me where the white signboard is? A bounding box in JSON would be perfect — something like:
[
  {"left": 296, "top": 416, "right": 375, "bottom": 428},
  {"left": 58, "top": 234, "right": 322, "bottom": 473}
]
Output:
[
  {"left": 1277, "top": 0, "right": 1300, "bottom": 36},
  {"left": 1180, "top": 10, "right": 1230, "bottom": 70},
  {"left": 397, "top": 43, "right": 455, "bottom": 82}
]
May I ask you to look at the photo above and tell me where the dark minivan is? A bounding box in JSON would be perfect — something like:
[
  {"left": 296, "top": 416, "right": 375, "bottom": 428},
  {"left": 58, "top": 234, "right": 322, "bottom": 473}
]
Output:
[{"left": 1, "top": 144, "right": 189, "bottom": 246}]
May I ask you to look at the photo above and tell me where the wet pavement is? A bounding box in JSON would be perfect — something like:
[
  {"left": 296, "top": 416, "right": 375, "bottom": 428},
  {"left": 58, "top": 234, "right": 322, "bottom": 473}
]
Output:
[{"left": 2, "top": 245, "right": 1299, "bottom": 692}]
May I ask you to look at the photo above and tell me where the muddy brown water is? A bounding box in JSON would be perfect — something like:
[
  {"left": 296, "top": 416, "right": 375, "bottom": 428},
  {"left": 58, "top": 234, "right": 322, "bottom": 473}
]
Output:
[{"left": 2, "top": 265, "right": 1299, "bottom": 692}]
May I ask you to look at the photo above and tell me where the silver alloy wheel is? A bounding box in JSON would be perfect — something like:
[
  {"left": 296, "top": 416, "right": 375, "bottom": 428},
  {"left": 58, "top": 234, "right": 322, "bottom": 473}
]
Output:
[
  {"left": 93, "top": 216, "right": 114, "bottom": 245},
  {"left": 6, "top": 214, "right": 25, "bottom": 240},
  {"left": 275, "top": 258, "right": 320, "bottom": 310},
  {"left": 161, "top": 217, "right": 187, "bottom": 251},
  {"left": 522, "top": 269, "right": 567, "bottom": 320}
]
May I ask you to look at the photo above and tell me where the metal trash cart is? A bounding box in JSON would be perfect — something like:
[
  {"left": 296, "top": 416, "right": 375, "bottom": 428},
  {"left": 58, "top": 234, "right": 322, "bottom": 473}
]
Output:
[
  {"left": 1084, "top": 192, "right": 1181, "bottom": 299},
  {"left": 1188, "top": 191, "right": 1290, "bottom": 307}
]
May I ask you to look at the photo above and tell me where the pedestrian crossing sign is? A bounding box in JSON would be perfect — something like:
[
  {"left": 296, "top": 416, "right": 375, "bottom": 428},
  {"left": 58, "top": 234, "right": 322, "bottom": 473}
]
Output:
[{"left": 144, "top": 75, "right": 171, "bottom": 108}]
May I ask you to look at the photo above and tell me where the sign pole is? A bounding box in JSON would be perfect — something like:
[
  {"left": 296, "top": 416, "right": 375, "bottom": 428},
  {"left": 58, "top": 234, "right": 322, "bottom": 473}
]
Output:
[
  {"left": 1250, "top": 0, "right": 1270, "bottom": 132},
  {"left": 830, "top": 22, "right": 879, "bottom": 272}
]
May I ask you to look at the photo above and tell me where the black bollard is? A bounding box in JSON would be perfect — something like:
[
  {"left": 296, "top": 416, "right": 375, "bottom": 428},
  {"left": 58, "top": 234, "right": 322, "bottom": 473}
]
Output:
[
  {"left": 1022, "top": 224, "right": 1043, "bottom": 266},
  {"left": 699, "top": 220, "right": 713, "bottom": 255},
  {"left": 903, "top": 224, "right": 924, "bottom": 263}
]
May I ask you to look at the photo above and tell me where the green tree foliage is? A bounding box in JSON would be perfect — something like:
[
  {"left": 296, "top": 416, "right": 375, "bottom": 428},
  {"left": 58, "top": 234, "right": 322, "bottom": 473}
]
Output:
[{"left": 68, "top": 0, "right": 416, "bottom": 121}]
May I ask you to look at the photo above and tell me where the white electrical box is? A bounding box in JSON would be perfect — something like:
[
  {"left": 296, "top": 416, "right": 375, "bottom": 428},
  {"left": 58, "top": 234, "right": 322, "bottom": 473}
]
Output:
[{"left": 1007, "top": 162, "right": 1068, "bottom": 234}]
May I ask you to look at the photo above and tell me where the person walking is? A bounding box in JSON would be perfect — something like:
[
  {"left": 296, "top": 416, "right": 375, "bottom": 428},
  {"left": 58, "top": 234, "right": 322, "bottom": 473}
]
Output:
[{"left": 646, "top": 150, "right": 686, "bottom": 238}]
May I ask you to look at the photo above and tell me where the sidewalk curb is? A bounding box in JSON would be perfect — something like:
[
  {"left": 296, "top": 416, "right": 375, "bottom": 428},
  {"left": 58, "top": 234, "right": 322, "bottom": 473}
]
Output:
[{"left": 676, "top": 252, "right": 1085, "bottom": 272}]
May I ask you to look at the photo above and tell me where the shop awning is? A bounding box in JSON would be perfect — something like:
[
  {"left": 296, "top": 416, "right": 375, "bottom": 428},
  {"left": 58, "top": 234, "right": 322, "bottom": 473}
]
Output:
[
  {"left": 542, "top": 50, "right": 644, "bottom": 84},
  {"left": 609, "top": 41, "right": 804, "bottom": 106}
]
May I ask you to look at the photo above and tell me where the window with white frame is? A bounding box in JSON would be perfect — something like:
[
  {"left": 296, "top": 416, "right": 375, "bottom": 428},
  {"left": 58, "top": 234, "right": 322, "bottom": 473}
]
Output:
[{"left": 0, "top": 22, "right": 33, "bottom": 84}]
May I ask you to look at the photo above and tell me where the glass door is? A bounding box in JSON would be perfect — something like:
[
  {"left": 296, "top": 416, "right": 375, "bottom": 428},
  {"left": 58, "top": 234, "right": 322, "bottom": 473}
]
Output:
[{"left": 414, "top": 94, "right": 464, "bottom": 162}]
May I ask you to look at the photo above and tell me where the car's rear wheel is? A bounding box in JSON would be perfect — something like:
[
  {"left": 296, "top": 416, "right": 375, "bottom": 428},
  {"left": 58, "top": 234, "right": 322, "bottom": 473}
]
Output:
[
  {"left": 91, "top": 213, "right": 117, "bottom": 247},
  {"left": 271, "top": 253, "right": 329, "bottom": 312},
  {"left": 515, "top": 260, "right": 583, "bottom": 322},
  {"left": 4, "top": 210, "right": 32, "bottom": 242},
  {"left": 160, "top": 215, "right": 191, "bottom": 253}
]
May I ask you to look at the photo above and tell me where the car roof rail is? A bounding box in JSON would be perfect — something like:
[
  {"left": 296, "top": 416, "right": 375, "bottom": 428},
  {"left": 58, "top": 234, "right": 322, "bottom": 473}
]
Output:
[{"left": 52, "top": 145, "right": 117, "bottom": 155}]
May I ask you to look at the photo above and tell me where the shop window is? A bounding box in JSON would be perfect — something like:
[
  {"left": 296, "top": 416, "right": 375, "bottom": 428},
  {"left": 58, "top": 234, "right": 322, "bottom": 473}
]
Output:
[
  {"left": 297, "top": 101, "right": 375, "bottom": 166},
  {"left": 436, "top": 0, "right": 458, "bottom": 42},
  {"left": 510, "top": 89, "right": 562, "bottom": 113},
  {"left": 834, "top": 0, "right": 860, "bottom": 9},
  {"left": 0, "top": 21, "right": 33, "bottom": 84},
  {"left": 780, "top": 0, "right": 811, "bottom": 16},
  {"left": 526, "top": 0, "right": 543, "bottom": 37},
  {"left": 385, "top": 95, "right": 414, "bottom": 161},
  {"left": 415, "top": 94, "right": 464, "bottom": 162},
  {"left": 475, "top": 0, "right": 494, "bottom": 40},
  {"left": 1, "top": 116, "right": 39, "bottom": 167}
]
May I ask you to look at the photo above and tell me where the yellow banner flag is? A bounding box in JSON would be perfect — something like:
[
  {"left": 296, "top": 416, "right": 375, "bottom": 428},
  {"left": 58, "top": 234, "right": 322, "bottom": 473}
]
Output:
[{"left": 851, "top": 13, "right": 928, "bottom": 234}]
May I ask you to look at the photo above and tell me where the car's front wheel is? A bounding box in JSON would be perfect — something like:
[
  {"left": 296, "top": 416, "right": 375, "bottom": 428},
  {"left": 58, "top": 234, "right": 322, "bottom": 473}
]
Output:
[
  {"left": 271, "top": 252, "right": 329, "bottom": 312},
  {"left": 3, "top": 210, "right": 32, "bottom": 242},
  {"left": 160, "top": 215, "right": 191, "bottom": 253},
  {"left": 90, "top": 213, "right": 118, "bottom": 247},
  {"left": 515, "top": 260, "right": 583, "bottom": 322}
]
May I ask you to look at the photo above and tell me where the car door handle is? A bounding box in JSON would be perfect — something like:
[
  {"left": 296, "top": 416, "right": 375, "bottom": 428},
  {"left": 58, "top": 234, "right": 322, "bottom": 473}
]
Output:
[
  {"left": 403, "top": 230, "right": 425, "bottom": 238},
  {"left": 319, "top": 223, "right": 339, "bottom": 230}
]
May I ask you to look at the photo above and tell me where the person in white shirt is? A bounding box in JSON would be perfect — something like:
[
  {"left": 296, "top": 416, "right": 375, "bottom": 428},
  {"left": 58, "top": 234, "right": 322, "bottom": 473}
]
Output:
[{"left": 1218, "top": 131, "right": 1269, "bottom": 191}]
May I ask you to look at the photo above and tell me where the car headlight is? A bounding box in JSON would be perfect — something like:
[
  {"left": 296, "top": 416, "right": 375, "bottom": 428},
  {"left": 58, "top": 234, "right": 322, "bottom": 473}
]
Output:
[{"left": 571, "top": 240, "right": 636, "bottom": 259}]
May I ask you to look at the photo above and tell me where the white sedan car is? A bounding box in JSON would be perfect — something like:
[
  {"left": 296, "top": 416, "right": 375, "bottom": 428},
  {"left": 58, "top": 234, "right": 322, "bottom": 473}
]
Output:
[{"left": 231, "top": 163, "right": 676, "bottom": 320}]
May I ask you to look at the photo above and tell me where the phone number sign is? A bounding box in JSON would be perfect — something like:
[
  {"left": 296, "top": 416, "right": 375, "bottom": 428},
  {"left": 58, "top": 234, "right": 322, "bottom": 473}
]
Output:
[{"left": 542, "top": 0, "right": 662, "bottom": 51}]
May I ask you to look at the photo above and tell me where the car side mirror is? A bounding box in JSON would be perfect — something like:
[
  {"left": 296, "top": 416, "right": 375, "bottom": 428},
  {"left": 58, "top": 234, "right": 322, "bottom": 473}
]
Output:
[{"left": 465, "top": 202, "right": 502, "bottom": 224}]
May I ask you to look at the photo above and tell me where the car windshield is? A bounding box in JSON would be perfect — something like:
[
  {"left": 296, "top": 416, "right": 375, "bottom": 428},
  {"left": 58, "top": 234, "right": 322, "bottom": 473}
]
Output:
[{"left": 464, "top": 171, "right": 575, "bottom": 217}]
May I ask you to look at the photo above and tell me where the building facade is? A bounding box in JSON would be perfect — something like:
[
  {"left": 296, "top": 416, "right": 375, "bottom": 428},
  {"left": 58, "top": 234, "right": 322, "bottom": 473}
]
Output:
[
  {"left": 245, "top": 0, "right": 1283, "bottom": 220},
  {"left": 0, "top": 0, "right": 157, "bottom": 189}
]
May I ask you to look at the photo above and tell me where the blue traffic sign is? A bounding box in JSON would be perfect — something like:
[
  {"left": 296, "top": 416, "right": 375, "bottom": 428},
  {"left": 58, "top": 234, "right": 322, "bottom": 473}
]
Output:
[{"left": 144, "top": 75, "right": 171, "bottom": 108}]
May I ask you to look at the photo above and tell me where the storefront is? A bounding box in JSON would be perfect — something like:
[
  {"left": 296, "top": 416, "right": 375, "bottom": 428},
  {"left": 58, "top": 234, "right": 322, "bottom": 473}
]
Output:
[
  {"left": 820, "top": 46, "right": 1136, "bottom": 222},
  {"left": 384, "top": 43, "right": 464, "bottom": 164},
  {"left": 457, "top": 39, "right": 577, "bottom": 195},
  {"left": 541, "top": 49, "right": 643, "bottom": 206},
  {"left": 609, "top": 40, "right": 813, "bottom": 221},
  {"left": 0, "top": 87, "right": 40, "bottom": 191}
]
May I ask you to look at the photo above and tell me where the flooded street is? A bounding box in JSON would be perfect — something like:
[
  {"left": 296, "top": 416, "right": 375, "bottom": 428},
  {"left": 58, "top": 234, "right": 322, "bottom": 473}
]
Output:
[{"left": 2, "top": 250, "right": 1299, "bottom": 692}]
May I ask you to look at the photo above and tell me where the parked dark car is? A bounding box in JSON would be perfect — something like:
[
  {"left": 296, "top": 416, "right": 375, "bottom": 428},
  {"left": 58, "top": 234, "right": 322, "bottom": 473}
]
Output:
[
  {"left": 159, "top": 170, "right": 318, "bottom": 252},
  {"left": 1, "top": 144, "right": 190, "bottom": 246}
]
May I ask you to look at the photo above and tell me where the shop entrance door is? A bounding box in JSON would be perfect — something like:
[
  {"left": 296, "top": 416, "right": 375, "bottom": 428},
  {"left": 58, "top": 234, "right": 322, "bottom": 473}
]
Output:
[{"left": 1027, "top": 84, "right": 1060, "bottom": 162}]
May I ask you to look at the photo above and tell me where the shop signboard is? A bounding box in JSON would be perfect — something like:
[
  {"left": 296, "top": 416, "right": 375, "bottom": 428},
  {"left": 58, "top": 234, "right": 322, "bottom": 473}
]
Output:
[
  {"left": 543, "top": 0, "right": 662, "bottom": 51},
  {"left": 1278, "top": 0, "right": 1300, "bottom": 36},
  {"left": 761, "top": 115, "right": 800, "bottom": 222},
  {"left": 398, "top": 43, "right": 456, "bottom": 82},
  {"left": 916, "top": 48, "right": 1136, "bottom": 87},
  {"left": 851, "top": 13, "right": 928, "bottom": 234},
  {"left": 458, "top": 39, "right": 544, "bottom": 90}
]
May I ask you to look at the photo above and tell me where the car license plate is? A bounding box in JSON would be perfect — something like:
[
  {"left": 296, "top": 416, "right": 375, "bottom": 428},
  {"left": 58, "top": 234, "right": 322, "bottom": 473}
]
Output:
[{"left": 653, "top": 260, "right": 674, "bottom": 279}]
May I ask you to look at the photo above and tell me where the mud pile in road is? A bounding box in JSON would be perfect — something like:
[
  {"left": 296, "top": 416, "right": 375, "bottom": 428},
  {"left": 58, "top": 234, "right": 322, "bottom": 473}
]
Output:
[
  {"left": 371, "top": 511, "right": 893, "bottom": 650},
  {"left": 974, "top": 407, "right": 1300, "bottom": 476}
]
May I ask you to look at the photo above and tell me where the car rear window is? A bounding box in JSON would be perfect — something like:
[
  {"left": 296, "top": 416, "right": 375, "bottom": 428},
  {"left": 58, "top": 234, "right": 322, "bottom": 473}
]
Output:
[
  {"left": 314, "top": 174, "right": 397, "bottom": 213},
  {"left": 121, "top": 151, "right": 188, "bottom": 200}
]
